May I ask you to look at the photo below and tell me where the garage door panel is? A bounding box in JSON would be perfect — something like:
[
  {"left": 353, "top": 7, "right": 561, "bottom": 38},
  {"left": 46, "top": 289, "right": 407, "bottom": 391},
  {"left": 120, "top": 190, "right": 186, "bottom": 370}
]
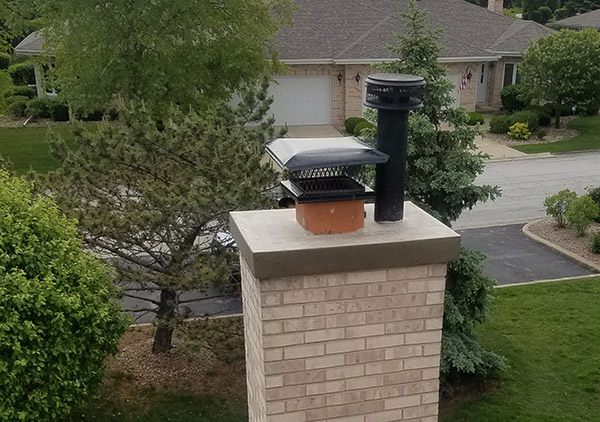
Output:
[
  {"left": 269, "top": 76, "right": 332, "bottom": 126},
  {"left": 447, "top": 75, "right": 460, "bottom": 107}
]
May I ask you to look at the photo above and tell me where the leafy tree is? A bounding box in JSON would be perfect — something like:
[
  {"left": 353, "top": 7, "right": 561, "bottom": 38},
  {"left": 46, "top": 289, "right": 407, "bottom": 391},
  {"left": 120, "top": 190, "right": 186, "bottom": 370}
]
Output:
[
  {"left": 0, "top": 169, "right": 128, "bottom": 422},
  {"left": 544, "top": 189, "right": 577, "bottom": 227},
  {"left": 33, "top": 0, "right": 292, "bottom": 114},
  {"left": 45, "top": 84, "right": 282, "bottom": 353},
  {"left": 520, "top": 29, "right": 600, "bottom": 128},
  {"left": 369, "top": 0, "right": 503, "bottom": 391},
  {"left": 567, "top": 195, "right": 599, "bottom": 236}
]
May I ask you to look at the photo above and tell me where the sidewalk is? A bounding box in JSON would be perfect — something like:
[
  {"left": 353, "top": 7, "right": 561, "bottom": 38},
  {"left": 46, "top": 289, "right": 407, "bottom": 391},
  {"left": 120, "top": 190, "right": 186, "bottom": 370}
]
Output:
[{"left": 475, "top": 135, "right": 528, "bottom": 160}]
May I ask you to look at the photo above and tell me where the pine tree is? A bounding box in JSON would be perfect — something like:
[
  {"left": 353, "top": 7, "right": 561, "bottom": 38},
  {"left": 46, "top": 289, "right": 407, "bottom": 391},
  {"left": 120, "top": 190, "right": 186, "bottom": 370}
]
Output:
[
  {"left": 45, "top": 81, "right": 282, "bottom": 353},
  {"left": 370, "top": 0, "right": 504, "bottom": 391}
]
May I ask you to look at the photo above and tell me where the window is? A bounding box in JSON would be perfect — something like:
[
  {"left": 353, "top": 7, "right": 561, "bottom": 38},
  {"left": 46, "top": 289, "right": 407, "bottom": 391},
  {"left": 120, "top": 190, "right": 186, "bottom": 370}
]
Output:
[{"left": 503, "top": 63, "right": 521, "bottom": 88}]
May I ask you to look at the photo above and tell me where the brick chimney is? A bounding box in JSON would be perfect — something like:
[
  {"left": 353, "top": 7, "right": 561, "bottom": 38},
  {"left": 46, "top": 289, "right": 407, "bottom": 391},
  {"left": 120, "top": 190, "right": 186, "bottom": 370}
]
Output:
[
  {"left": 230, "top": 203, "right": 461, "bottom": 422},
  {"left": 488, "top": 0, "right": 503, "bottom": 13}
]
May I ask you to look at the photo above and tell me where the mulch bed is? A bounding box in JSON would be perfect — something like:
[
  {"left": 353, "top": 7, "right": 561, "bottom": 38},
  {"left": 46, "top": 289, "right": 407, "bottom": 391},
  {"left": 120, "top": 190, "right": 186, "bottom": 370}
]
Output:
[
  {"left": 104, "top": 325, "right": 247, "bottom": 404},
  {"left": 0, "top": 116, "right": 71, "bottom": 128},
  {"left": 527, "top": 218, "right": 600, "bottom": 267}
]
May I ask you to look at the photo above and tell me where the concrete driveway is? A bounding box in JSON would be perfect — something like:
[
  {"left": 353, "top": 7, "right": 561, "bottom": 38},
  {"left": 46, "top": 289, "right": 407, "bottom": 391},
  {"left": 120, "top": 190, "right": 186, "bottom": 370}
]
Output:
[
  {"left": 286, "top": 125, "right": 343, "bottom": 138},
  {"left": 459, "top": 224, "right": 595, "bottom": 285}
]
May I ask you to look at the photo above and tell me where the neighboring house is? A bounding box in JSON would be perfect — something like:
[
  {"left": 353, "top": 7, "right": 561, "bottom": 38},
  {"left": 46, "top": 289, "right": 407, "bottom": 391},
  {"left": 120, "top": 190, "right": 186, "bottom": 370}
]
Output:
[
  {"left": 12, "top": 32, "right": 55, "bottom": 98},
  {"left": 15, "top": 0, "right": 555, "bottom": 129},
  {"left": 550, "top": 8, "right": 600, "bottom": 30}
]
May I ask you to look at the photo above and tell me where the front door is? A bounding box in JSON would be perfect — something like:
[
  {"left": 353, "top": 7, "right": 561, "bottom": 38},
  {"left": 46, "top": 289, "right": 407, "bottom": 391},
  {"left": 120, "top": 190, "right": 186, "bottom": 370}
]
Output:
[{"left": 476, "top": 63, "right": 487, "bottom": 104}]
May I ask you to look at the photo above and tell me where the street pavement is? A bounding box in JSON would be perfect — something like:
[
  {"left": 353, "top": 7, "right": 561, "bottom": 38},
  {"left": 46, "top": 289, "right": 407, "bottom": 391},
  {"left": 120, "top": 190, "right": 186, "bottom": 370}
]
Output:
[
  {"left": 455, "top": 151, "right": 600, "bottom": 230},
  {"left": 125, "top": 150, "right": 600, "bottom": 321},
  {"left": 459, "top": 224, "right": 595, "bottom": 285}
]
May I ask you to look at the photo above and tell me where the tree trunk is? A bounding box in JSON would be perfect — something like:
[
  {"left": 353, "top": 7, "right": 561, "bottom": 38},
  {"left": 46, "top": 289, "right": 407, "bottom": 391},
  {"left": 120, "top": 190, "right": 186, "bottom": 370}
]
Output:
[
  {"left": 555, "top": 106, "right": 561, "bottom": 129},
  {"left": 152, "top": 289, "right": 177, "bottom": 353}
]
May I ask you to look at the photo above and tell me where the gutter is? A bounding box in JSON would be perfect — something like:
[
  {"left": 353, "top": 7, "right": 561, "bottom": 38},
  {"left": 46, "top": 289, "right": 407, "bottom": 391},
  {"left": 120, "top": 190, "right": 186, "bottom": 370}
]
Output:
[{"left": 282, "top": 56, "right": 502, "bottom": 66}]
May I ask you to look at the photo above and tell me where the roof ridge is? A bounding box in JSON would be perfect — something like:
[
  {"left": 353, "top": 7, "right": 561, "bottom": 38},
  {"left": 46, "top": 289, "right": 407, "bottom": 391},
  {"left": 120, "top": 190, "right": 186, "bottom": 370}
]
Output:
[
  {"left": 442, "top": 32, "right": 495, "bottom": 56},
  {"left": 335, "top": 14, "right": 394, "bottom": 59},
  {"left": 489, "top": 19, "right": 554, "bottom": 51},
  {"left": 489, "top": 20, "right": 527, "bottom": 50}
]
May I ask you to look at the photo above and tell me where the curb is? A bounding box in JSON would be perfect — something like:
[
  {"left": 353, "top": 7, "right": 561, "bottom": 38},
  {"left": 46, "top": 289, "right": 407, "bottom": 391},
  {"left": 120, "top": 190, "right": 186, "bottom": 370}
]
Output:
[
  {"left": 131, "top": 312, "right": 243, "bottom": 328},
  {"left": 496, "top": 273, "right": 599, "bottom": 289},
  {"left": 522, "top": 220, "right": 600, "bottom": 273},
  {"left": 487, "top": 152, "right": 553, "bottom": 163}
]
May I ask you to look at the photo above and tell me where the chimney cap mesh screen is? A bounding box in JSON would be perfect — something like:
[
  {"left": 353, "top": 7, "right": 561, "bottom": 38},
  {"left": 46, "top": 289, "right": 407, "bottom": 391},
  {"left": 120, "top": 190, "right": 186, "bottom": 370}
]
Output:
[{"left": 282, "top": 165, "right": 375, "bottom": 204}]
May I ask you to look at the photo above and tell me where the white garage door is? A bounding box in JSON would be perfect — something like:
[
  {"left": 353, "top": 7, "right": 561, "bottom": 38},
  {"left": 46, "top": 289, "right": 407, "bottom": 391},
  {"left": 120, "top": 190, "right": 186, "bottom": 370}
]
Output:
[
  {"left": 269, "top": 76, "right": 332, "bottom": 126},
  {"left": 447, "top": 75, "right": 461, "bottom": 107}
]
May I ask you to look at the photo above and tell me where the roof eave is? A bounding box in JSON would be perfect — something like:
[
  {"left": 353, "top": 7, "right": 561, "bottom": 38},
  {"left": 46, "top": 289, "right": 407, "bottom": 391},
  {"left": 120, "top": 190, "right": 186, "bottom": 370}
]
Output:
[
  {"left": 282, "top": 56, "right": 502, "bottom": 66},
  {"left": 14, "top": 49, "right": 43, "bottom": 56}
]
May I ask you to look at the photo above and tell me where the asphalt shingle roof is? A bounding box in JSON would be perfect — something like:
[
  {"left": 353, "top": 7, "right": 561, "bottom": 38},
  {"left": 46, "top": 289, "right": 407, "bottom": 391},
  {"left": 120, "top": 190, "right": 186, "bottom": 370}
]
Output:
[
  {"left": 16, "top": 0, "right": 555, "bottom": 61},
  {"left": 550, "top": 8, "right": 600, "bottom": 30},
  {"left": 14, "top": 31, "right": 44, "bottom": 54},
  {"left": 275, "top": 0, "right": 555, "bottom": 61}
]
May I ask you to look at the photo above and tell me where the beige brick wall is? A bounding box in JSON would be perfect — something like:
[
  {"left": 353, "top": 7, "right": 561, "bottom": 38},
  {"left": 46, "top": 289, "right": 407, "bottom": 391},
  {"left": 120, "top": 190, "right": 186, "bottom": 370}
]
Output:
[
  {"left": 487, "top": 57, "right": 522, "bottom": 109},
  {"left": 241, "top": 256, "right": 448, "bottom": 422},
  {"left": 285, "top": 61, "right": 488, "bottom": 131}
]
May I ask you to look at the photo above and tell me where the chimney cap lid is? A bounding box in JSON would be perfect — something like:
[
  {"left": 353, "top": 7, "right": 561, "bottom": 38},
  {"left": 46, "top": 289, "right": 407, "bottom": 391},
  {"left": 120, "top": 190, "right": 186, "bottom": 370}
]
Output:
[
  {"left": 366, "top": 73, "right": 425, "bottom": 87},
  {"left": 266, "top": 137, "right": 388, "bottom": 172}
]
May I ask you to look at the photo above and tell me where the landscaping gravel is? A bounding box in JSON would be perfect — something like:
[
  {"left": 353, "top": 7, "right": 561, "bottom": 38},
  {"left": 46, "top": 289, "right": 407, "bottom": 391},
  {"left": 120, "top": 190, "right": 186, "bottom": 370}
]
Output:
[
  {"left": 527, "top": 218, "right": 600, "bottom": 267},
  {"left": 488, "top": 116, "right": 578, "bottom": 146}
]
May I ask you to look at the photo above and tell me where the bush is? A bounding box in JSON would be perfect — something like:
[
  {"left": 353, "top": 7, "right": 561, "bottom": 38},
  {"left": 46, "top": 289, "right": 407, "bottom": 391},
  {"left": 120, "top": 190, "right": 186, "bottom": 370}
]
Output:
[
  {"left": 9, "top": 85, "right": 36, "bottom": 99},
  {"left": 441, "top": 247, "right": 505, "bottom": 393},
  {"left": 0, "top": 170, "right": 128, "bottom": 422},
  {"left": 544, "top": 189, "right": 577, "bottom": 228},
  {"left": 4, "top": 94, "right": 29, "bottom": 105},
  {"left": 526, "top": 106, "right": 552, "bottom": 126},
  {"left": 501, "top": 84, "right": 527, "bottom": 112},
  {"left": 5, "top": 95, "right": 29, "bottom": 118},
  {"left": 578, "top": 101, "right": 600, "bottom": 117},
  {"left": 345, "top": 117, "right": 367, "bottom": 134},
  {"left": 489, "top": 114, "right": 512, "bottom": 134},
  {"left": 77, "top": 109, "right": 104, "bottom": 121},
  {"left": 537, "top": 129, "right": 547, "bottom": 139},
  {"left": 509, "top": 110, "right": 540, "bottom": 132},
  {"left": 592, "top": 233, "right": 600, "bottom": 254},
  {"left": 555, "top": 7, "right": 568, "bottom": 19},
  {"left": 467, "top": 112, "right": 484, "bottom": 126},
  {"left": 546, "top": 103, "right": 575, "bottom": 117},
  {"left": 27, "top": 97, "right": 53, "bottom": 119},
  {"left": 0, "top": 52, "right": 9, "bottom": 70},
  {"left": 508, "top": 122, "right": 531, "bottom": 140},
  {"left": 539, "top": 6, "right": 552, "bottom": 22},
  {"left": 354, "top": 120, "right": 375, "bottom": 136},
  {"left": 8, "top": 61, "right": 36, "bottom": 86},
  {"left": 49, "top": 100, "right": 70, "bottom": 121},
  {"left": 567, "top": 195, "right": 600, "bottom": 236},
  {"left": 585, "top": 186, "right": 600, "bottom": 222}
]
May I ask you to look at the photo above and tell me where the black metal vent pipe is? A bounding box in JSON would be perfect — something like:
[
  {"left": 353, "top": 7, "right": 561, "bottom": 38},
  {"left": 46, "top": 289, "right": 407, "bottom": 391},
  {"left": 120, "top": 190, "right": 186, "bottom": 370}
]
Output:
[{"left": 364, "top": 73, "right": 425, "bottom": 222}]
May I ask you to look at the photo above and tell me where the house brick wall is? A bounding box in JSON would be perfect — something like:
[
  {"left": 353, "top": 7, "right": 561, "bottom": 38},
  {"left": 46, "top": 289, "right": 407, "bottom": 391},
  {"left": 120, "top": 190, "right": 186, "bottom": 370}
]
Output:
[
  {"left": 241, "top": 257, "right": 448, "bottom": 422},
  {"left": 283, "top": 58, "right": 512, "bottom": 130},
  {"left": 487, "top": 57, "right": 523, "bottom": 109}
]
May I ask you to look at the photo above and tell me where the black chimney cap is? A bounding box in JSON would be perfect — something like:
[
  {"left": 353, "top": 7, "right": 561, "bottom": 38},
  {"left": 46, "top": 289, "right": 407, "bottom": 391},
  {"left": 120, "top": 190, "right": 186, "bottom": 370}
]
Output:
[
  {"left": 266, "top": 137, "right": 388, "bottom": 172},
  {"left": 364, "top": 73, "right": 425, "bottom": 111},
  {"left": 265, "top": 137, "right": 389, "bottom": 204}
]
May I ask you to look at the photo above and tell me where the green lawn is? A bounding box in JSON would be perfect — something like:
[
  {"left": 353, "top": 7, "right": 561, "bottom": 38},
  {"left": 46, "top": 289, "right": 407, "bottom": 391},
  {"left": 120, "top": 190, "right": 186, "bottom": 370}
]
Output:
[
  {"left": 0, "top": 125, "right": 79, "bottom": 174},
  {"left": 514, "top": 117, "right": 600, "bottom": 154},
  {"left": 443, "top": 277, "right": 600, "bottom": 422}
]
